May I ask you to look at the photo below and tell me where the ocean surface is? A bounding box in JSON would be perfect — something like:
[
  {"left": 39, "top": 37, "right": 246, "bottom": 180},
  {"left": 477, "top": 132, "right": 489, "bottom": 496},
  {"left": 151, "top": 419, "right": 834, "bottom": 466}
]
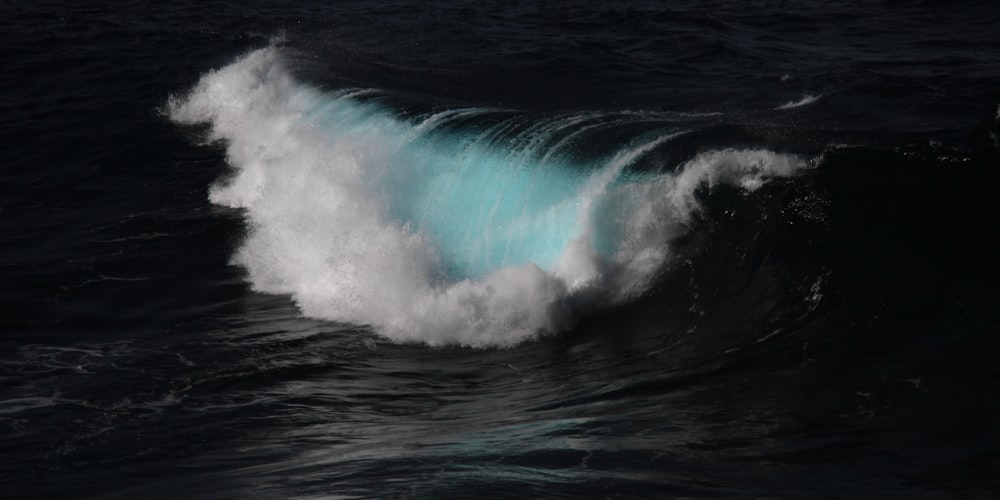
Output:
[{"left": 3, "top": 1, "right": 1000, "bottom": 497}]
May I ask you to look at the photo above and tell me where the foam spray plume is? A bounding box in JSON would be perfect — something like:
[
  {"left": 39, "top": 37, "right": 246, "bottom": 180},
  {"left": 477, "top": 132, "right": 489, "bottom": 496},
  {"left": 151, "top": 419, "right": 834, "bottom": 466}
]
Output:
[{"left": 168, "top": 48, "right": 807, "bottom": 347}]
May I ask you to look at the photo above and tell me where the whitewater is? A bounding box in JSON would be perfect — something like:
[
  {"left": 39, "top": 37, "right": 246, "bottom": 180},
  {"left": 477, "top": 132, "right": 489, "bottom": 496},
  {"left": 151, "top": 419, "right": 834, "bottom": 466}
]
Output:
[{"left": 168, "top": 47, "right": 808, "bottom": 347}]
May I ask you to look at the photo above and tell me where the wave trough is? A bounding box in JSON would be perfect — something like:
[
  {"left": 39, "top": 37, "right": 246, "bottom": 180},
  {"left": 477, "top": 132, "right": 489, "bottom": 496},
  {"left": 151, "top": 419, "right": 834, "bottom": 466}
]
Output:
[{"left": 168, "top": 48, "right": 807, "bottom": 347}]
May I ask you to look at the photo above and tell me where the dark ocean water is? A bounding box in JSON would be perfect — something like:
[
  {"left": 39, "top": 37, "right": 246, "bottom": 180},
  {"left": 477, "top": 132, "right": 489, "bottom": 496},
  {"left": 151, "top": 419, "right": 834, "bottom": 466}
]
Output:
[{"left": 2, "top": 1, "right": 1000, "bottom": 497}]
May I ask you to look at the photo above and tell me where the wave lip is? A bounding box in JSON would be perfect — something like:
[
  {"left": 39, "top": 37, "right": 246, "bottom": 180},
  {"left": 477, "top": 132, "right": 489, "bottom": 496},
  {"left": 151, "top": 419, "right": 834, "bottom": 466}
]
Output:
[{"left": 168, "top": 48, "right": 808, "bottom": 347}]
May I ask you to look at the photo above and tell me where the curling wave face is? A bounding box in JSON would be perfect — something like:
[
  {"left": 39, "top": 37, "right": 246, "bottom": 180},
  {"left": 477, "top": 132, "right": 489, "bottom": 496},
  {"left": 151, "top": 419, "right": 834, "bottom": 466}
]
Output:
[{"left": 168, "top": 47, "right": 808, "bottom": 347}]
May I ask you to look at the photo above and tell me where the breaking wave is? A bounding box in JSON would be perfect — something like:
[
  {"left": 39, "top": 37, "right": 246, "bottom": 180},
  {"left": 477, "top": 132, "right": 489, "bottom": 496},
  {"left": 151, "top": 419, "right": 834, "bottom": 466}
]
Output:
[{"left": 168, "top": 47, "right": 808, "bottom": 347}]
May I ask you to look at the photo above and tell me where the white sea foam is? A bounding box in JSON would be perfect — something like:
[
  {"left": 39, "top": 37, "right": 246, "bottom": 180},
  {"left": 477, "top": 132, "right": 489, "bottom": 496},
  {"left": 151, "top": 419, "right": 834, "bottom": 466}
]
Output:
[
  {"left": 776, "top": 94, "right": 822, "bottom": 110},
  {"left": 168, "top": 47, "right": 808, "bottom": 347}
]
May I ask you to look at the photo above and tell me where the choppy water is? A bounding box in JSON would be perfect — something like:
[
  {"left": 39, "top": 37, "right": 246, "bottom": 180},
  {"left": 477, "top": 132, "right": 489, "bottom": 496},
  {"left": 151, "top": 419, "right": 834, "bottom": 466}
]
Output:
[{"left": 2, "top": 1, "right": 999, "bottom": 497}]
